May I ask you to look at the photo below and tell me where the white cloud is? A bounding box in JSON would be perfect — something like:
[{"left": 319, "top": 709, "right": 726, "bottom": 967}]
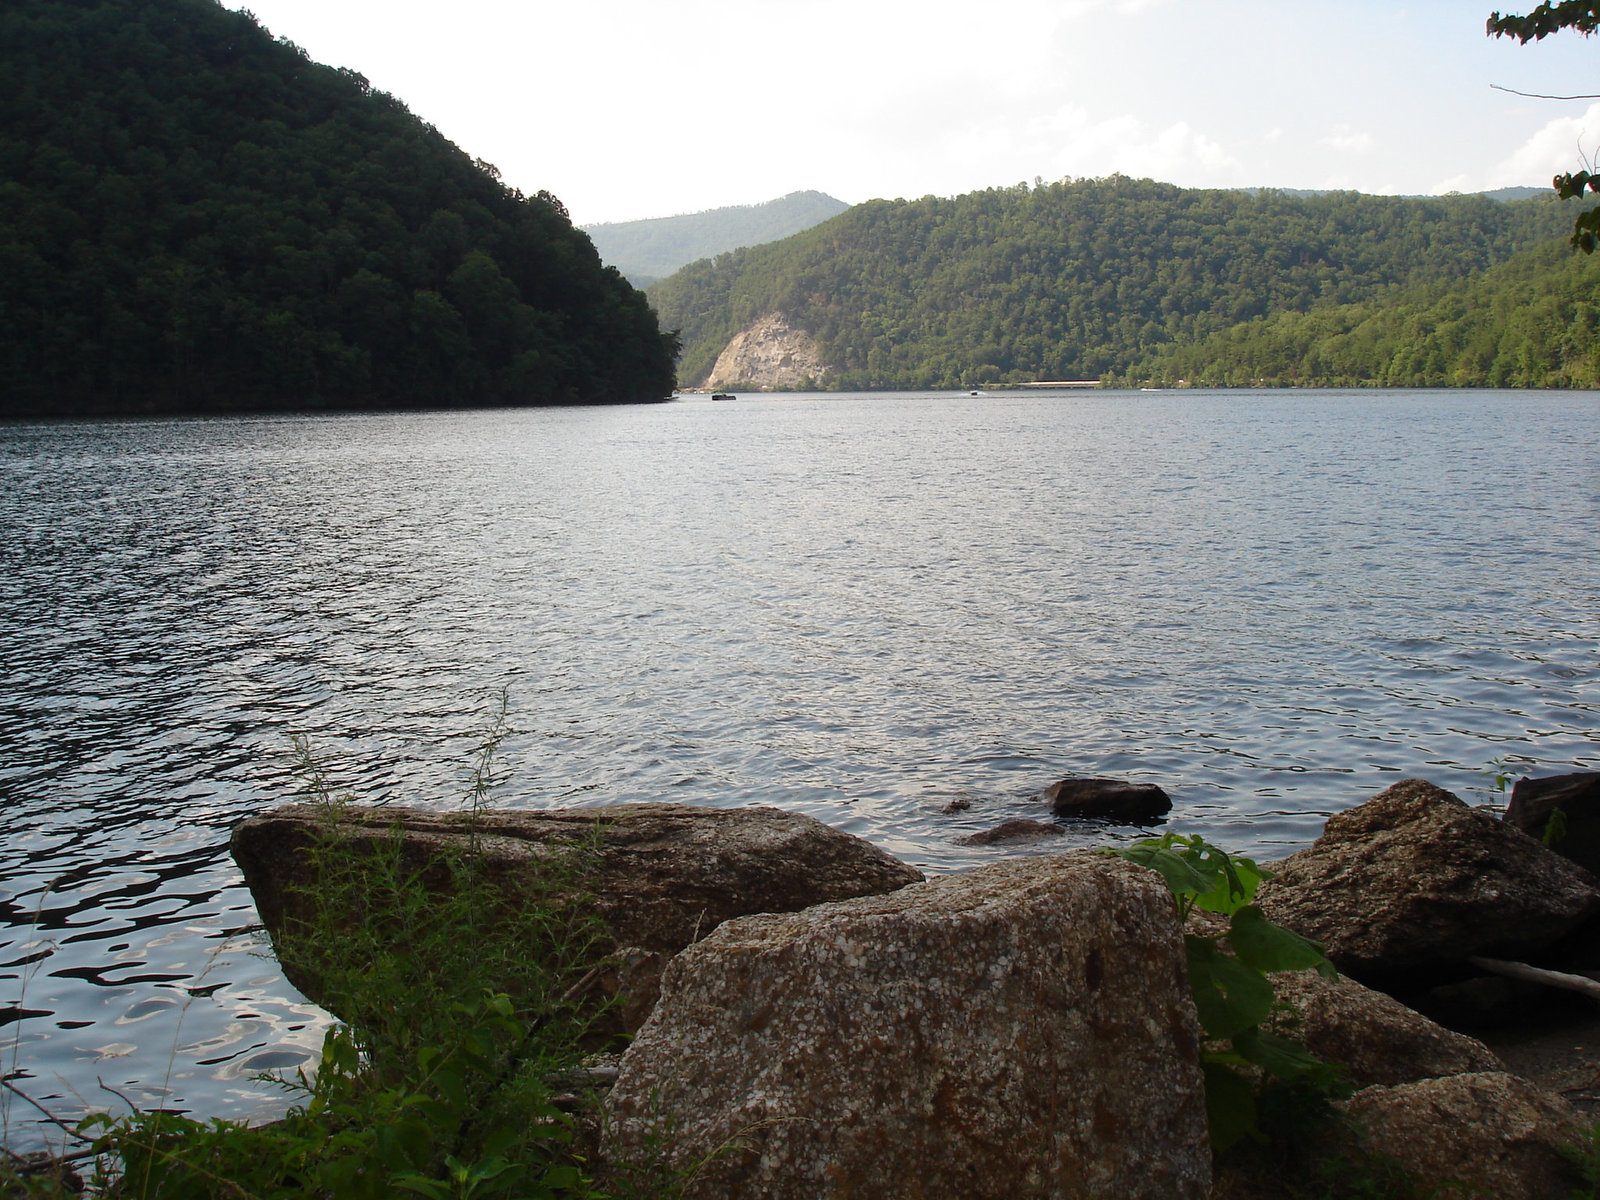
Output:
[
  {"left": 1489, "top": 101, "right": 1600, "bottom": 186},
  {"left": 1320, "top": 125, "right": 1375, "bottom": 153}
]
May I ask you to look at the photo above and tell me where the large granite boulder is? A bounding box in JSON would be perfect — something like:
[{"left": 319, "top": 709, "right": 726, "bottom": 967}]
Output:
[
  {"left": 1044, "top": 776, "right": 1171, "bottom": 823},
  {"left": 1255, "top": 779, "right": 1600, "bottom": 980},
  {"left": 232, "top": 802, "right": 923, "bottom": 1030},
  {"left": 603, "top": 852, "right": 1210, "bottom": 1200},
  {"left": 1269, "top": 969, "right": 1502, "bottom": 1089},
  {"left": 1338, "top": 1072, "right": 1587, "bottom": 1197},
  {"left": 1506, "top": 772, "right": 1600, "bottom": 876}
]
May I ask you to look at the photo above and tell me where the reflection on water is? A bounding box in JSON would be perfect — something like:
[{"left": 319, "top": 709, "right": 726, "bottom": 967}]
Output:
[{"left": 1, "top": 388, "right": 1597, "bottom": 1145}]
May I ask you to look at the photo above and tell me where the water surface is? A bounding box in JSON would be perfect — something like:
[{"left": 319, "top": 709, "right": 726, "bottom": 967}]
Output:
[{"left": 2, "top": 388, "right": 1596, "bottom": 1143}]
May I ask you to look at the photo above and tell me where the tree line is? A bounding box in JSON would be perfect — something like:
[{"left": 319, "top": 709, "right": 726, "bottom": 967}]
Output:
[
  {"left": 648, "top": 177, "right": 1582, "bottom": 390},
  {"left": 0, "top": 0, "right": 678, "bottom": 417}
]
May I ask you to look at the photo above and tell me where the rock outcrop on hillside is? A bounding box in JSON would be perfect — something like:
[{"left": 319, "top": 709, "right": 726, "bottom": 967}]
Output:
[
  {"left": 703, "top": 313, "right": 829, "bottom": 390},
  {"left": 603, "top": 851, "right": 1211, "bottom": 1200}
]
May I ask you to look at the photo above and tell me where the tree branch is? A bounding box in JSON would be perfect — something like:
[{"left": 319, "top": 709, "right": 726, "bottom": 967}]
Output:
[
  {"left": 1491, "top": 82, "right": 1600, "bottom": 99},
  {"left": 1468, "top": 955, "right": 1600, "bottom": 1002}
]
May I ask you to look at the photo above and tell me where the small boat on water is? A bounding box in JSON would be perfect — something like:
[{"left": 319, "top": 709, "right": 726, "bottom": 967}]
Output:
[{"left": 711, "top": 392, "right": 737, "bottom": 401}]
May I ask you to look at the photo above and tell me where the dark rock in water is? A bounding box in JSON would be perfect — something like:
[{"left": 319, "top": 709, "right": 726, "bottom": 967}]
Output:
[
  {"left": 232, "top": 802, "right": 923, "bottom": 1032},
  {"left": 1044, "top": 776, "right": 1171, "bottom": 824},
  {"left": 1506, "top": 773, "right": 1600, "bottom": 875},
  {"left": 604, "top": 851, "right": 1210, "bottom": 1200},
  {"left": 956, "top": 818, "right": 1064, "bottom": 846},
  {"left": 1256, "top": 779, "right": 1600, "bottom": 981}
]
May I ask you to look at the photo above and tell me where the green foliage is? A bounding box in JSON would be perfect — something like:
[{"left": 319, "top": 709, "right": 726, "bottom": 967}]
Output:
[
  {"left": 649, "top": 176, "right": 1577, "bottom": 389},
  {"left": 1488, "top": 4, "right": 1600, "bottom": 252},
  {"left": 1561, "top": 1117, "right": 1600, "bottom": 1198},
  {"left": 6, "top": 705, "right": 633, "bottom": 1199},
  {"left": 1105, "top": 833, "right": 1342, "bottom": 1152},
  {"left": 1547, "top": 806, "right": 1572, "bottom": 850},
  {"left": 1117, "top": 238, "right": 1600, "bottom": 387},
  {"left": 0, "top": 0, "right": 677, "bottom": 415},
  {"left": 1488, "top": 2, "right": 1600, "bottom": 44}
]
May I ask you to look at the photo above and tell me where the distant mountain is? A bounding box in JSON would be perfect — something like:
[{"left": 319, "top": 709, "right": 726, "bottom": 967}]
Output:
[
  {"left": 0, "top": 0, "right": 676, "bottom": 416},
  {"left": 648, "top": 176, "right": 1579, "bottom": 391},
  {"left": 583, "top": 191, "right": 850, "bottom": 287},
  {"left": 1477, "top": 186, "right": 1550, "bottom": 202}
]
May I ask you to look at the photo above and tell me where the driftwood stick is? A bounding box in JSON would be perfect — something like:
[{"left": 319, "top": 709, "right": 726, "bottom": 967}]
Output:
[{"left": 1467, "top": 955, "right": 1600, "bottom": 1002}]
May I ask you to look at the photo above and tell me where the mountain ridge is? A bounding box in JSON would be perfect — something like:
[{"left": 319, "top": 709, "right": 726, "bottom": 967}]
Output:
[
  {"left": 648, "top": 176, "right": 1579, "bottom": 390},
  {"left": 583, "top": 191, "right": 849, "bottom": 287}
]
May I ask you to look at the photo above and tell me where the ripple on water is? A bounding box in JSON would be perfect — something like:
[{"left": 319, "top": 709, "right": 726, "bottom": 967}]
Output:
[{"left": 2, "top": 389, "right": 1598, "bottom": 1147}]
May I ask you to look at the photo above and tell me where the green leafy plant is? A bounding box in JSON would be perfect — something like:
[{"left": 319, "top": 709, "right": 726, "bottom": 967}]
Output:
[
  {"left": 1104, "top": 833, "right": 1343, "bottom": 1151},
  {"left": 2, "top": 697, "right": 639, "bottom": 1200}
]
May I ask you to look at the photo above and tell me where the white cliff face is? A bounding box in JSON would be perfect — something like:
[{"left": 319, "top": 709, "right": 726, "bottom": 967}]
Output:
[{"left": 703, "top": 313, "right": 829, "bottom": 390}]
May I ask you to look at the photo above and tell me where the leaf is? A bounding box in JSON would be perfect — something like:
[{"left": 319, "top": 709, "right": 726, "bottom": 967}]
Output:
[
  {"left": 1186, "top": 936, "right": 1274, "bottom": 1038},
  {"left": 1202, "top": 1059, "right": 1259, "bottom": 1151},
  {"left": 1230, "top": 1026, "right": 1339, "bottom": 1087},
  {"left": 1192, "top": 853, "right": 1259, "bottom": 916},
  {"left": 1106, "top": 843, "right": 1210, "bottom": 896},
  {"left": 1228, "top": 905, "right": 1330, "bottom": 974}
]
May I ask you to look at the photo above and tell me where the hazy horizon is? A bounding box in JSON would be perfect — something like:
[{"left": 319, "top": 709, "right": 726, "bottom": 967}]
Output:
[{"left": 235, "top": 0, "right": 1595, "bottom": 227}]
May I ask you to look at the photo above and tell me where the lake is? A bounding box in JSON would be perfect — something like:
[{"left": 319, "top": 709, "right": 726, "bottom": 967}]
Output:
[{"left": 1, "top": 387, "right": 1596, "bottom": 1146}]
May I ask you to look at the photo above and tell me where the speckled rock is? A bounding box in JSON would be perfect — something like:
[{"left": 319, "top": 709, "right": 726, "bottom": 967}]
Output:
[
  {"left": 1255, "top": 779, "right": 1600, "bottom": 978},
  {"left": 603, "top": 851, "right": 1209, "bottom": 1200},
  {"left": 1339, "top": 1072, "right": 1587, "bottom": 1197},
  {"left": 1269, "top": 969, "right": 1502, "bottom": 1088},
  {"left": 232, "top": 802, "right": 923, "bottom": 1030}
]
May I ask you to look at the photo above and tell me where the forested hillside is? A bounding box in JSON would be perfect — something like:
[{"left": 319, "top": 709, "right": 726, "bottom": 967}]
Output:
[
  {"left": 584, "top": 191, "right": 849, "bottom": 287},
  {"left": 0, "top": 0, "right": 677, "bottom": 417},
  {"left": 649, "top": 177, "right": 1580, "bottom": 389},
  {"left": 1116, "top": 240, "right": 1600, "bottom": 388}
]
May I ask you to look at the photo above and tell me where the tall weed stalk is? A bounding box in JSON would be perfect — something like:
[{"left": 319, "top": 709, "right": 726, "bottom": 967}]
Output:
[{"left": 70, "top": 698, "right": 621, "bottom": 1199}]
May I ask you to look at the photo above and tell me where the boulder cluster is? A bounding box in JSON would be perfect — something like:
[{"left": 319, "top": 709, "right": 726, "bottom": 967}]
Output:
[{"left": 233, "top": 772, "right": 1600, "bottom": 1199}]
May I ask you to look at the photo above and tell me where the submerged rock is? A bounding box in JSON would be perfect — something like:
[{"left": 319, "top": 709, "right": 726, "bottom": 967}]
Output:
[
  {"left": 1255, "top": 779, "right": 1600, "bottom": 979},
  {"left": 1044, "top": 776, "right": 1171, "bottom": 823},
  {"left": 956, "top": 817, "right": 1064, "bottom": 846},
  {"left": 603, "top": 851, "right": 1210, "bottom": 1200},
  {"left": 231, "top": 802, "right": 923, "bottom": 1031}
]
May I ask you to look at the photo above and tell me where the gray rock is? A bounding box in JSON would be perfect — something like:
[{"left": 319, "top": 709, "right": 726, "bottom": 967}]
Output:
[
  {"left": 956, "top": 818, "right": 1064, "bottom": 846},
  {"left": 231, "top": 802, "right": 923, "bottom": 1031},
  {"left": 1044, "top": 776, "right": 1171, "bottom": 823},
  {"left": 1506, "top": 772, "right": 1600, "bottom": 875},
  {"left": 1338, "top": 1072, "right": 1587, "bottom": 1198},
  {"left": 603, "top": 851, "right": 1210, "bottom": 1200},
  {"left": 1255, "top": 779, "right": 1600, "bottom": 978},
  {"left": 1269, "top": 969, "right": 1503, "bottom": 1089}
]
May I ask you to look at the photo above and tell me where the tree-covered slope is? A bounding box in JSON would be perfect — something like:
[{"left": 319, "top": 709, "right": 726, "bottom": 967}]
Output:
[
  {"left": 0, "top": 0, "right": 677, "bottom": 417},
  {"left": 1116, "top": 239, "right": 1600, "bottom": 388},
  {"left": 583, "top": 190, "right": 850, "bottom": 287},
  {"left": 649, "top": 177, "right": 1579, "bottom": 389}
]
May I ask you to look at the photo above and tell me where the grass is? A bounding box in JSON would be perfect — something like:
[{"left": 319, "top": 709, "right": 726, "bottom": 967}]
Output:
[{"left": 0, "top": 698, "right": 638, "bottom": 1199}]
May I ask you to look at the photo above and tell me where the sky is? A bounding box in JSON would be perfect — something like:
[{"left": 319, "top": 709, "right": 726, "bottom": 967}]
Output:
[{"left": 231, "top": 0, "right": 1600, "bottom": 227}]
